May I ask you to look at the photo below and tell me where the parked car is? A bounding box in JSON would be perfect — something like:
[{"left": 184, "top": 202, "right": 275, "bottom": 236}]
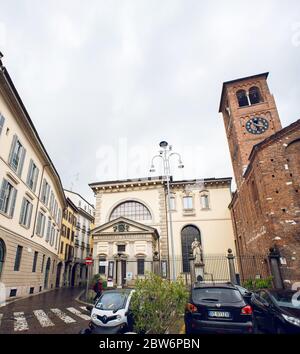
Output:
[
  {"left": 234, "top": 284, "right": 253, "bottom": 304},
  {"left": 184, "top": 283, "right": 254, "bottom": 334},
  {"left": 80, "top": 289, "right": 135, "bottom": 334},
  {"left": 251, "top": 289, "right": 300, "bottom": 334}
]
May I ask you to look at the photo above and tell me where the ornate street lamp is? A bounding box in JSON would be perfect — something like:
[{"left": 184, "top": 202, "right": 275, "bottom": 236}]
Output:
[{"left": 150, "top": 141, "right": 184, "bottom": 281}]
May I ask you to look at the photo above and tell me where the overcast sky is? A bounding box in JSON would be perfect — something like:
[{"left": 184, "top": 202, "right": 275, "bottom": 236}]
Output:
[{"left": 1, "top": 0, "right": 300, "bottom": 203}]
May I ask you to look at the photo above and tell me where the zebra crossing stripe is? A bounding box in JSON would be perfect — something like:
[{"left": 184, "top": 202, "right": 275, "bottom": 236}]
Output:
[
  {"left": 66, "top": 307, "right": 90, "bottom": 320},
  {"left": 50, "top": 308, "right": 76, "bottom": 324},
  {"left": 33, "top": 310, "right": 54, "bottom": 327},
  {"left": 14, "top": 312, "right": 29, "bottom": 332},
  {"left": 79, "top": 306, "right": 89, "bottom": 312}
]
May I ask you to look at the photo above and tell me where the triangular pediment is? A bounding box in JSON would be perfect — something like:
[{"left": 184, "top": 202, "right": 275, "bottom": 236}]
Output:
[{"left": 92, "top": 217, "right": 158, "bottom": 236}]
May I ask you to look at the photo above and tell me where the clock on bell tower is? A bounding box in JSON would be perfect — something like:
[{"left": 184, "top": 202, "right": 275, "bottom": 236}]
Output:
[{"left": 219, "top": 72, "right": 282, "bottom": 188}]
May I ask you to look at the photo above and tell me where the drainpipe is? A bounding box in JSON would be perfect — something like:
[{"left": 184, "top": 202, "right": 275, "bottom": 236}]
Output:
[{"left": 31, "top": 163, "right": 49, "bottom": 238}]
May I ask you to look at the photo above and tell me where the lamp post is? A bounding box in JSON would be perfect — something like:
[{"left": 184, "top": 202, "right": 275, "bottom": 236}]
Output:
[{"left": 150, "top": 141, "right": 184, "bottom": 281}]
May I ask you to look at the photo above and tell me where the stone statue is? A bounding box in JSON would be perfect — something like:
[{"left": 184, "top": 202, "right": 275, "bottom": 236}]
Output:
[{"left": 191, "top": 238, "right": 203, "bottom": 265}]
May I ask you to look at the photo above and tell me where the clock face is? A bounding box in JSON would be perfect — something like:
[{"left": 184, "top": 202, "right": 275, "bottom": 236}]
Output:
[{"left": 246, "top": 117, "right": 269, "bottom": 135}]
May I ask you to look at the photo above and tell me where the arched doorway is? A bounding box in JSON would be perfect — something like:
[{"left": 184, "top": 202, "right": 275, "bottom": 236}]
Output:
[
  {"left": 181, "top": 225, "right": 201, "bottom": 272},
  {"left": 55, "top": 262, "right": 63, "bottom": 288},
  {"left": 0, "top": 239, "right": 6, "bottom": 279},
  {"left": 44, "top": 258, "right": 51, "bottom": 289}
]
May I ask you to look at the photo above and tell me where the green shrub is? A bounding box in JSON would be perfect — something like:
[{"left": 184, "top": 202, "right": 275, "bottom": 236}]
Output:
[
  {"left": 243, "top": 276, "right": 273, "bottom": 291},
  {"left": 130, "top": 273, "right": 189, "bottom": 334}
]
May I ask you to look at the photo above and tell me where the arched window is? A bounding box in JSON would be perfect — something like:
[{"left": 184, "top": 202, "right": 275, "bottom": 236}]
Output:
[
  {"left": 200, "top": 191, "right": 210, "bottom": 209},
  {"left": 249, "top": 86, "right": 262, "bottom": 105},
  {"left": 0, "top": 239, "right": 6, "bottom": 278},
  {"left": 236, "top": 90, "right": 249, "bottom": 107},
  {"left": 110, "top": 201, "right": 152, "bottom": 221},
  {"left": 181, "top": 225, "right": 201, "bottom": 273}
]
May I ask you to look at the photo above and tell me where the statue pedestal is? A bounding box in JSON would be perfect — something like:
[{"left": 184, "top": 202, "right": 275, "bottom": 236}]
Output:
[{"left": 195, "top": 263, "right": 205, "bottom": 282}]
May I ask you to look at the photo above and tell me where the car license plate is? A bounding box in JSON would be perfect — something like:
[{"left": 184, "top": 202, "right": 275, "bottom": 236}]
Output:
[{"left": 208, "top": 311, "right": 230, "bottom": 318}]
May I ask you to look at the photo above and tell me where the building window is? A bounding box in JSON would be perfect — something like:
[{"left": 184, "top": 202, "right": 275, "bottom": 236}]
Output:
[
  {"left": 36, "top": 211, "right": 46, "bottom": 237},
  {"left": 249, "top": 86, "right": 262, "bottom": 105},
  {"left": 60, "top": 242, "right": 64, "bottom": 254},
  {"left": 0, "top": 179, "right": 18, "bottom": 217},
  {"left": 0, "top": 114, "right": 5, "bottom": 136},
  {"left": 117, "top": 244, "right": 126, "bottom": 253},
  {"left": 41, "top": 255, "right": 45, "bottom": 273},
  {"left": 236, "top": 90, "right": 249, "bottom": 107},
  {"left": 200, "top": 191, "right": 210, "bottom": 209},
  {"left": 169, "top": 193, "right": 176, "bottom": 210},
  {"left": 46, "top": 219, "right": 51, "bottom": 242},
  {"left": 26, "top": 160, "right": 39, "bottom": 193},
  {"left": 99, "top": 257, "right": 106, "bottom": 274},
  {"left": 41, "top": 179, "right": 50, "bottom": 206},
  {"left": 49, "top": 191, "right": 54, "bottom": 214},
  {"left": 183, "top": 196, "right": 193, "bottom": 210},
  {"left": 110, "top": 201, "right": 152, "bottom": 221},
  {"left": 50, "top": 224, "right": 55, "bottom": 246},
  {"left": 19, "top": 197, "right": 33, "bottom": 228},
  {"left": 137, "top": 258, "right": 145, "bottom": 275},
  {"left": 181, "top": 225, "right": 201, "bottom": 273},
  {"left": 14, "top": 245, "right": 23, "bottom": 271},
  {"left": 10, "top": 289, "right": 17, "bottom": 297},
  {"left": 8, "top": 135, "right": 26, "bottom": 176},
  {"left": 32, "top": 251, "right": 38, "bottom": 272}
]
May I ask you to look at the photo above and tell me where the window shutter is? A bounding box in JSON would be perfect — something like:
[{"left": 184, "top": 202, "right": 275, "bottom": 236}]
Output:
[
  {"left": 8, "top": 135, "right": 17, "bottom": 166},
  {"left": 36, "top": 212, "right": 42, "bottom": 235},
  {"left": 19, "top": 197, "right": 26, "bottom": 225},
  {"left": 9, "top": 187, "right": 17, "bottom": 218},
  {"left": 0, "top": 179, "right": 8, "bottom": 211},
  {"left": 41, "top": 214, "right": 45, "bottom": 236},
  {"left": 33, "top": 165, "right": 39, "bottom": 193},
  {"left": 41, "top": 179, "right": 46, "bottom": 201},
  {"left": 27, "top": 202, "right": 33, "bottom": 228},
  {"left": 26, "top": 160, "right": 33, "bottom": 186},
  {"left": 17, "top": 146, "right": 26, "bottom": 177},
  {"left": 46, "top": 220, "right": 51, "bottom": 242},
  {"left": 0, "top": 114, "right": 5, "bottom": 136}
]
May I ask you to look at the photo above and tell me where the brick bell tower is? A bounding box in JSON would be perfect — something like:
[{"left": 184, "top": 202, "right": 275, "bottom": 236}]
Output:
[{"left": 219, "top": 73, "right": 282, "bottom": 188}]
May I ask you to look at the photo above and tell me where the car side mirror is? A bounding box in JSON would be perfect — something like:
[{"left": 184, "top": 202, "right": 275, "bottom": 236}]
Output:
[{"left": 86, "top": 305, "right": 93, "bottom": 313}]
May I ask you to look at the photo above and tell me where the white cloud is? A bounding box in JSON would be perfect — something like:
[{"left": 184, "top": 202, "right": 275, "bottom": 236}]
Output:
[{"left": 0, "top": 0, "right": 299, "bottom": 202}]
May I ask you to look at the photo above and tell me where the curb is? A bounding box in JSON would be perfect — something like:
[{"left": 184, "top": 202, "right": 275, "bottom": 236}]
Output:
[
  {"left": 0, "top": 288, "right": 55, "bottom": 308},
  {"left": 75, "top": 289, "right": 92, "bottom": 306}
]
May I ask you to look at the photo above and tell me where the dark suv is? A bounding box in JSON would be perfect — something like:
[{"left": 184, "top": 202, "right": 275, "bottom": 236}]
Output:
[{"left": 184, "top": 283, "right": 253, "bottom": 334}]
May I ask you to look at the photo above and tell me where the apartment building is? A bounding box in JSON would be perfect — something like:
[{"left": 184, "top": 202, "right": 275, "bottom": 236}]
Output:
[{"left": 0, "top": 55, "right": 66, "bottom": 299}]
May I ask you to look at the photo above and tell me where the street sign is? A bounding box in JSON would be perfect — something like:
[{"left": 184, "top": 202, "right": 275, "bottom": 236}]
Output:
[{"left": 85, "top": 257, "right": 93, "bottom": 265}]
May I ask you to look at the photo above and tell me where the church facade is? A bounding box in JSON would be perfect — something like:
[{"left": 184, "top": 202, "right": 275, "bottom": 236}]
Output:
[
  {"left": 219, "top": 72, "right": 300, "bottom": 284},
  {"left": 89, "top": 176, "right": 236, "bottom": 284}
]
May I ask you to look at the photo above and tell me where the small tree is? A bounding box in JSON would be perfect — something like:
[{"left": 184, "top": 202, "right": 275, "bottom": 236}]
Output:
[{"left": 130, "top": 273, "right": 189, "bottom": 334}]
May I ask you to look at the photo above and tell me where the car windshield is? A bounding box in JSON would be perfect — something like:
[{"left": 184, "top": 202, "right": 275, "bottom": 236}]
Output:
[
  {"left": 95, "top": 292, "right": 128, "bottom": 311},
  {"left": 192, "top": 288, "right": 243, "bottom": 303},
  {"left": 270, "top": 291, "right": 300, "bottom": 309}
]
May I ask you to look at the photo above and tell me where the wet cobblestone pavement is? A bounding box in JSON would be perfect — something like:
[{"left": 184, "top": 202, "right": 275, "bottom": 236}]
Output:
[{"left": 0, "top": 287, "right": 90, "bottom": 334}]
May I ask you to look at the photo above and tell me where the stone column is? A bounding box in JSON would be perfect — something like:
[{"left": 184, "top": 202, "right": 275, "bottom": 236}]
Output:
[
  {"left": 227, "top": 249, "right": 238, "bottom": 285},
  {"left": 268, "top": 247, "right": 284, "bottom": 289}
]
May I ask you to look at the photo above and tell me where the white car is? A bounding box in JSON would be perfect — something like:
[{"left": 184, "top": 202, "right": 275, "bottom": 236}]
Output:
[{"left": 82, "top": 289, "right": 135, "bottom": 334}]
